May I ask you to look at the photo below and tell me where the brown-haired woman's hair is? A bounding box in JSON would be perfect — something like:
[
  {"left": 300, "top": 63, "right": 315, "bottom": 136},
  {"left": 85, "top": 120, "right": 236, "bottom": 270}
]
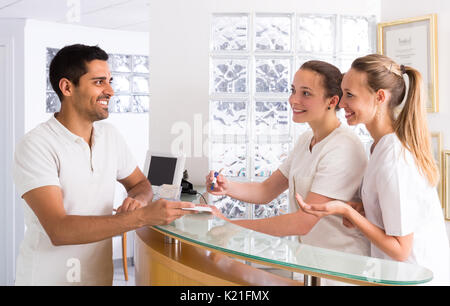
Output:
[
  {"left": 300, "top": 60, "right": 343, "bottom": 111},
  {"left": 352, "top": 54, "right": 439, "bottom": 186}
]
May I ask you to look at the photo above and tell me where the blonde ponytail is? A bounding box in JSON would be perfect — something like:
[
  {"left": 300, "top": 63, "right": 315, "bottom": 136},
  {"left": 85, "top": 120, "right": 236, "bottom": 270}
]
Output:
[
  {"left": 352, "top": 54, "right": 439, "bottom": 186},
  {"left": 394, "top": 66, "right": 439, "bottom": 186}
]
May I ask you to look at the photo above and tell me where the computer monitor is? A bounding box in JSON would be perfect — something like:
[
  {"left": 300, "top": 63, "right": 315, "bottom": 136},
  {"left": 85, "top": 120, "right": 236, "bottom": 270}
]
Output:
[{"left": 143, "top": 151, "right": 185, "bottom": 187}]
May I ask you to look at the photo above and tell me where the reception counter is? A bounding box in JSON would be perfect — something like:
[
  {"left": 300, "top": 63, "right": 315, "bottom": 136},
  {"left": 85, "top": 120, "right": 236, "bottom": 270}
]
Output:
[{"left": 135, "top": 194, "right": 433, "bottom": 286}]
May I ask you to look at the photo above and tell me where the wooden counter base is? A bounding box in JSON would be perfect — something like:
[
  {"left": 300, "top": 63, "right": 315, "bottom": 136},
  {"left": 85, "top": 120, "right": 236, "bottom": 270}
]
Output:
[{"left": 135, "top": 227, "right": 302, "bottom": 286}]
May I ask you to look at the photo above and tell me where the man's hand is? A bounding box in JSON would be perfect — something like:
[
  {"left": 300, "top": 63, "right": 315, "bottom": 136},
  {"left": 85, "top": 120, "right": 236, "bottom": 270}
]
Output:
[
  {"left": 118, "top": 167, "right": 153, "bottom": 205},
  {"left": 115, "top": 197, "right": 144, "bottom": 214},
  {"left": 139, "top": 199, "right": 197, "bottom": 226}
]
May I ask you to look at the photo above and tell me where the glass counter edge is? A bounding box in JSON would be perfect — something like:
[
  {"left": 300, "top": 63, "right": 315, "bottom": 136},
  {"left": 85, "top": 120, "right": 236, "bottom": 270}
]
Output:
[{"left": 152, "top": 226, "right": 433, "bottom": 286}]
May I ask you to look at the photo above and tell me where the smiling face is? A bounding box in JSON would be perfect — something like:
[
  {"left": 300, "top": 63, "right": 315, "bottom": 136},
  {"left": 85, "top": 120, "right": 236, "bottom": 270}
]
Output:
[
  {"left": 340, "top": 68, "right": 378, "bottom": 126},
  {"left": 71, "top": 59, "right": 114, "bottom": 122},
  {"left": 289, "top": 69, "right": 330, "bottom": 124}
]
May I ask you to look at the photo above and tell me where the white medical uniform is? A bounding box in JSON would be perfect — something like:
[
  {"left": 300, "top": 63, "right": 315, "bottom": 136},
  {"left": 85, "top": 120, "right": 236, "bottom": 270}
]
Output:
[
  {"left": 279, "top": 125, "right": 370, "bottom": 257},
  {"left": 361, "top": 133, "right": 449, "bottom": 285},
  {"left": 13, "top": 115, "right": 137, "bottom": 286}
]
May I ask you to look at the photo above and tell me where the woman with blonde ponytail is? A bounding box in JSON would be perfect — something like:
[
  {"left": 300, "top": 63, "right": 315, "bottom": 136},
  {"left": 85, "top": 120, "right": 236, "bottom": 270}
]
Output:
[{"left": 297, "top": 54, "right": 449, "bottom": 285}]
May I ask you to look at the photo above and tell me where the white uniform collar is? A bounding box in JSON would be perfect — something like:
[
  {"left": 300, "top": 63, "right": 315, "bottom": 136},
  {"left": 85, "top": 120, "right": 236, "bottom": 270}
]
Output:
[{"left": 48, "top": 113, "right": 103, "bottom": 144}]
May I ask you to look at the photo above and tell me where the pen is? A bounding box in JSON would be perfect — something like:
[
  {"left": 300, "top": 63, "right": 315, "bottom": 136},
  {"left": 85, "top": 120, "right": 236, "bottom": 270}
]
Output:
[{"left": 211, "top": 168, "right": 224, "bottom": 190}]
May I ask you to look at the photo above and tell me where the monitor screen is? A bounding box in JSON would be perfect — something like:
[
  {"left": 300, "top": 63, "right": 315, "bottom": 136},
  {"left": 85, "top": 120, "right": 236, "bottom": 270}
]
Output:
[{"left": 147, "top": 156, "right": 178, "bottom": 186}]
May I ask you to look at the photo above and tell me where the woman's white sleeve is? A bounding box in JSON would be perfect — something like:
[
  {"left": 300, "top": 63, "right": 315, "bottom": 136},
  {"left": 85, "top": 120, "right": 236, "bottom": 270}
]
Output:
[
  {"left": 310, "top": 137, "right": 367, "bottom": 201},
  {"left": 376, "top": 162, "right": 418, "bottom": 237}
]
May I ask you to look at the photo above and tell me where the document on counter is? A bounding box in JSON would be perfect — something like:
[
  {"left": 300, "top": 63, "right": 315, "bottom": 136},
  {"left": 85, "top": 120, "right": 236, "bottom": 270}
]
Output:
[{"left": 182, "top": 206, "right": 213, "bottom": 212}]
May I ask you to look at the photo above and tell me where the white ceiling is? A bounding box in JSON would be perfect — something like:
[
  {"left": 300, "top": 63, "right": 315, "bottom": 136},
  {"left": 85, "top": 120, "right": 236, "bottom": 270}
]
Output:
[{"left": 0, "top": 0, "right": 150, "bottom": 32}]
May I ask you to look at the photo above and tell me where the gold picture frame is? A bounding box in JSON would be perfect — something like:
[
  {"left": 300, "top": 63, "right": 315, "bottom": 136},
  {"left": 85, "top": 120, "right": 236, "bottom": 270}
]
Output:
[
  {"left": 431, "top": 133, "right": 443, "bottom": 205},
  {"left": 444, "top": 151, "right": 450, "bottom": 221},
  {"left": 378, "top": 14, "right": 439, "bottom": 113}
]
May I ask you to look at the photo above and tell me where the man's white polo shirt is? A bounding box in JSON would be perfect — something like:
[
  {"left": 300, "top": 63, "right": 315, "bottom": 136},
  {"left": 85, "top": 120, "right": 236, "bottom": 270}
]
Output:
[{"left": 13, "top": 114, "right": 137, "bottom": 286}]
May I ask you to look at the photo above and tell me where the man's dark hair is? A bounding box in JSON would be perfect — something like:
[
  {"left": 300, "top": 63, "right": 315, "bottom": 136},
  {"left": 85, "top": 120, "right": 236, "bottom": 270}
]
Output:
[{"left": 49, "top": 44, "right": 109, "bottom": 101}]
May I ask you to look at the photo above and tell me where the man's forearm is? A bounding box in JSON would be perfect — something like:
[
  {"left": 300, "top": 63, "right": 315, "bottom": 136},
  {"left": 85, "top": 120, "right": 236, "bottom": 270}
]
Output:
[
  {"left": 127, "top": 179, "right": 153, "bottom": 204},
  {"left": 51, "top": 209, "right": 146, "bottom": 246}
]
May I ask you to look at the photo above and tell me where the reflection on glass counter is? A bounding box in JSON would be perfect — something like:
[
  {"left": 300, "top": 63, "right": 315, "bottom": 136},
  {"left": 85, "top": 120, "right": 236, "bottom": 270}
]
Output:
[
  {"left": 211, "top": 195, "right": 250, "bottom": 219},
  {"left": 155, "top": 212, "right": 433, "bottom": 286},
  {"left": 159, "top": 191, "right": 434, "bottom": 286},
  {"left": 200, "top": 190, "right": 288, "bottom": 220}
]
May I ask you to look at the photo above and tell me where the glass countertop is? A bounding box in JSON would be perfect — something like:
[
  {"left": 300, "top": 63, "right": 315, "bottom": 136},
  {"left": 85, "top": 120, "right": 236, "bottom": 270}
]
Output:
[{"left": 154, "top": 194, "right": 433, "bottom": 286}]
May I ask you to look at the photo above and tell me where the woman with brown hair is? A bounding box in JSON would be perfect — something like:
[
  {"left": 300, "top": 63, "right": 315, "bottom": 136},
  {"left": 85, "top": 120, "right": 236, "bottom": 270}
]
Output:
[
  {"left": 298, "top": 54, "right": 449, "bottom": 285},
  {"left": 206, "top": 61, "right": 370, "bottom": 259}
]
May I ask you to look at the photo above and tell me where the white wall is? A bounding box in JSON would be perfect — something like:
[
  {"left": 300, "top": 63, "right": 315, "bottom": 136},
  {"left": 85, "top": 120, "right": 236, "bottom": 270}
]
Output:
[
  {"left": 0, "top": 19, "right": 26, "bottom": 286},
  {"left": 148, "top": 0, "right": 381, "bottom": 186},
  {"left": 380, "top": 0, "right": 450, "bottom": 257},
  {"left": 21, "top": 20, "right": 149, "bottom": 261},
  {"left": 0, "top": 39, "right": 7, "bottom": 285}
]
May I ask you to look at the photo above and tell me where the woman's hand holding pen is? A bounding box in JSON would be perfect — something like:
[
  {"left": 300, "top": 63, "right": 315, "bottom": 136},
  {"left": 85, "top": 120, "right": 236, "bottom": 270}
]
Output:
[{"left": 205, "top": 169, "right": 229, "bottom": 196}]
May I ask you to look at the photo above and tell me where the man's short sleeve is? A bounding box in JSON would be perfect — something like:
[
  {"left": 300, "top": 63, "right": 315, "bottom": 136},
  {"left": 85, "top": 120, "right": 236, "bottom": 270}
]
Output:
[
  {"left": 310, "top": 136, "right": 367, "bottom": 201},
  {"left": 113, "top": 129, "right": 138, "bottom": 180},
  {"left": 13, "top": 136, "right": 61, "bottom": 197}
]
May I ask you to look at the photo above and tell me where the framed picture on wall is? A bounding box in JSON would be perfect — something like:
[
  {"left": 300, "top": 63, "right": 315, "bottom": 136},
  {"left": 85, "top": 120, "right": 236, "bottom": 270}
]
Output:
[
  {"left": 377, "top": 14, "right": 438, "bottom": 113},
  {"left": 443, "top": 151, "right": 450, "bottom": 221},
  {"left": 431, "top": 132, "right": 443, "bottom": 205}
]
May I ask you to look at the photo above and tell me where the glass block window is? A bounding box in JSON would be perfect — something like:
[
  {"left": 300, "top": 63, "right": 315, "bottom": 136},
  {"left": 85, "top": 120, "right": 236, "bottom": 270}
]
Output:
[
  {"left": 255, "top": 15, "right": 292, "bottom": 52},
  {"left": 209, "top": 13, "right": 376, "bottom": 219},
  {"left": 254, "top": 101, "right": 289, "bottom": 135},
  {"left": 297, "top": 15, "right": 336, "bottom": 54},
  {"left": 210, "top": 100, "right": 248, "bottom": 136},
  {"left": 45, "top": 48, "right": 150, "bottom": 113},
  {"left": 211, "top": 14, "right": 249, "bottom": 51},
  {"left": 255, "top": 57, "right": 291, "bottom": 93},
  {"left": 211, "top": 58, "right": 249, "bottom": 93},
  {"left": 46, "top": 48, "right": 62, "bottom": 113}
]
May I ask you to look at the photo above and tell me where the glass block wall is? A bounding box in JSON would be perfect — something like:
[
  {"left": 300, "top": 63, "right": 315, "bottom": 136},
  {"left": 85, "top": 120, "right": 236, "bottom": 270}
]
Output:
[
  {"left": 46, "top": 48, "right": 150, "bottom": 113},
  {"left": 209, "top": 13, "right": 376, "bottom": 219}
]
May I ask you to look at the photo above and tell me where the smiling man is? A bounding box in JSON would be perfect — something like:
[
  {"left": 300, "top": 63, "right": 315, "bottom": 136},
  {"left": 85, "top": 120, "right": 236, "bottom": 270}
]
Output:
[{"left": 12, "top": 44, "right": 195, "bottom": 286}]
